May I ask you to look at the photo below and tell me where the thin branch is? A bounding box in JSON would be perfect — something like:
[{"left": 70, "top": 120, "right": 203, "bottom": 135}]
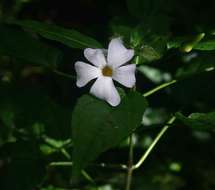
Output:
[
  {"left": 133, "top": 116, "right": 176, "bottom": 170},
  {"left": 143, "top": 80, "right": 177, "bottom": 98}
]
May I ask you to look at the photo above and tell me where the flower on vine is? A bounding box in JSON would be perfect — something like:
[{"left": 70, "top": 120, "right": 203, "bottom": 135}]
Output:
[{"left": 75, "top": 38, "right": 136, "bottom": 106}]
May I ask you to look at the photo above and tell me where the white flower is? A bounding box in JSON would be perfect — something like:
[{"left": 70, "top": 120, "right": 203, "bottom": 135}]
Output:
[{"left": 75, "top": 38, "right": 136, "bottom": 106}]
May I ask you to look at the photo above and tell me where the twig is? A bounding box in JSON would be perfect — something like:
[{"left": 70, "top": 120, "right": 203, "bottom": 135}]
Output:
[{"left": 133, "top": 116, "right": 176, "bottom": 170}]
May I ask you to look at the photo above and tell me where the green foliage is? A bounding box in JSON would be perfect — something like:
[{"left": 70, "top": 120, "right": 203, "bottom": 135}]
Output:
[
  {"left": 13, "top": 20, "right": 102, "bottom": 49},
  {"left": 72, "top": 92, "right": 147, "bottom": 174}
]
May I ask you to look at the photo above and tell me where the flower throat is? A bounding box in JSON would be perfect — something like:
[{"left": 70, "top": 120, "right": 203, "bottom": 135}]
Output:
[{"left": 102, "top": 66, "right": 113, "bottom": 77}]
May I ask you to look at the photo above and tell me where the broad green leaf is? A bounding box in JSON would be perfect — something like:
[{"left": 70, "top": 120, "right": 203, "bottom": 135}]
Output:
[
  {"left": 176, "top": 112, "right": 215, "bottom": 131},
  {"left": 14, "top": 20, "right": 102, "bottom": 49},
  {"left": 0, "top": 24, "right": 62, "bottom": 66},
  {"left": 72, "top": 92, "right": 148, "bottom": 175}
]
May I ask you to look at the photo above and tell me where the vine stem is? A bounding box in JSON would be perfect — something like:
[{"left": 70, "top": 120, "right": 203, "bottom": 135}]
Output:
[
  {"left": 143, "top": 80, "right": 177, "bottom": 97},
  {"left": 133, "top": 116, "right": 176, "bottom": 170},
  {"left": 125, "top": 134, "right": 134, "bottom": 190}
]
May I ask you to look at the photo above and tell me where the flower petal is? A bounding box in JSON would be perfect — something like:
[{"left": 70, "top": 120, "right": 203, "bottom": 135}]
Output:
[
  {"left": 90, "top": 76, "right": 120, "bottom": 106},
  {"left": 113, "top": 64, "right": 136, "bottom": 88},
  {"left": 84, "top": 48, "right": 107, "bottom": 68},
  {"left": 75, "top": 61, "right": 101, "bottom": 87},
  {"left": 107, "top": 38, "right": 134, "bottom": 68}
]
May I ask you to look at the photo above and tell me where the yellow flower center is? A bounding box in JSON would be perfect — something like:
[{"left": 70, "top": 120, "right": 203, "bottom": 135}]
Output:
[{"left": 102, "top": 66, "right": 113, "bottom": 77}]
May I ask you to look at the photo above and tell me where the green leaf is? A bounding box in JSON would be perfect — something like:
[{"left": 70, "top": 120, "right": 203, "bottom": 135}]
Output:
[
  {"left": 176, "top": 112, "right": 215, "bottom": 131},
  {"left": 72, "top": 92, "right": 148, "bottom": 175},
  {"left": 13, "top": 20, "right": 102, "bottom": 49},
  {"left": 0, "top": 24, "right": 62, "bottom": 66}
]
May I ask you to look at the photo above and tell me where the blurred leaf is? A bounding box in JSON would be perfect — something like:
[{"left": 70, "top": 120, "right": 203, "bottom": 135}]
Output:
[
  {"left": 139, "top": 35, "right": 167, "bottom": 63},
  {"left": 0, "top": 83, "right": 72, "bottom": 139},
  {"left": 0, "top": 24, "right": 62, "bottom": 66},
  {"left": 175, "top": 53, "right": 215, "bottom": 79},
  {"left": 40, "top": 186, "right": 66, "bottom": 190},
  {"left": 167, "top": 37, "right": 187, "bottom": 49},
  {"left": 40, "top": 144, "right": 56, "bottom": 155},
  {"left": 13, "top": 20, "right": 102, "bottom": 49},
  {"left": 0, "top": 141, "right": 45, "bottom": 190},
  {"left": 138, "top": 65, "right": 171, "bottom": 83},
  {"left": 126, "top": 0, "right": 172, "bottom": 33},
  {"left": 176, "top": 112, "right": 215, "bottom": 131},
  {"left": 194, "top": 39, "right": 215, "bottom": 50},
  {"left": 72, "top": 92, "right": 148, "bottom": 175},
  {"left": 43, "top": 136, "right": 72, "bottom": 149},
  {"left": 0, "top": 110, "right": 16, "bottom": 146},
  {"left": 142, "top": 108, "right": 168, "bottom": 126},
  {"left": 171, "top": 70, "right": 215, "bottom": 109},
  {"left": 167, "top": 34, "right": 215, "bottom": 52}
]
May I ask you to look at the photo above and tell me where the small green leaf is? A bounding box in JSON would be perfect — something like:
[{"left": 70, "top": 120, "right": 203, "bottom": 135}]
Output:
[
  {"left": 167, "top": 34, "right": 215, "bottom": 52},
  {"left": 0, "top": 24, "right": 62, "bottom": 66},
  {"left": 13, "top": 20, "right": 102, "bottom": 49},
  {"left": 176, "top": 112, "right": 215, "bottom": 131},
  {"left": 72, "top": 92, "right": 148, "bottom": 175}
]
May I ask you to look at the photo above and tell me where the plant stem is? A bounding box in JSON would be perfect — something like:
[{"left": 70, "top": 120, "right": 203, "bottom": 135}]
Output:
[
  {"left": 143, "top": 80, "right": 177, "bottom": 98},
  {"left": 133, "top": 116, "right": 176, "bottom": 170},
  {"left": 125, "top": 135, "right": 134, "bottom": 190}
]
